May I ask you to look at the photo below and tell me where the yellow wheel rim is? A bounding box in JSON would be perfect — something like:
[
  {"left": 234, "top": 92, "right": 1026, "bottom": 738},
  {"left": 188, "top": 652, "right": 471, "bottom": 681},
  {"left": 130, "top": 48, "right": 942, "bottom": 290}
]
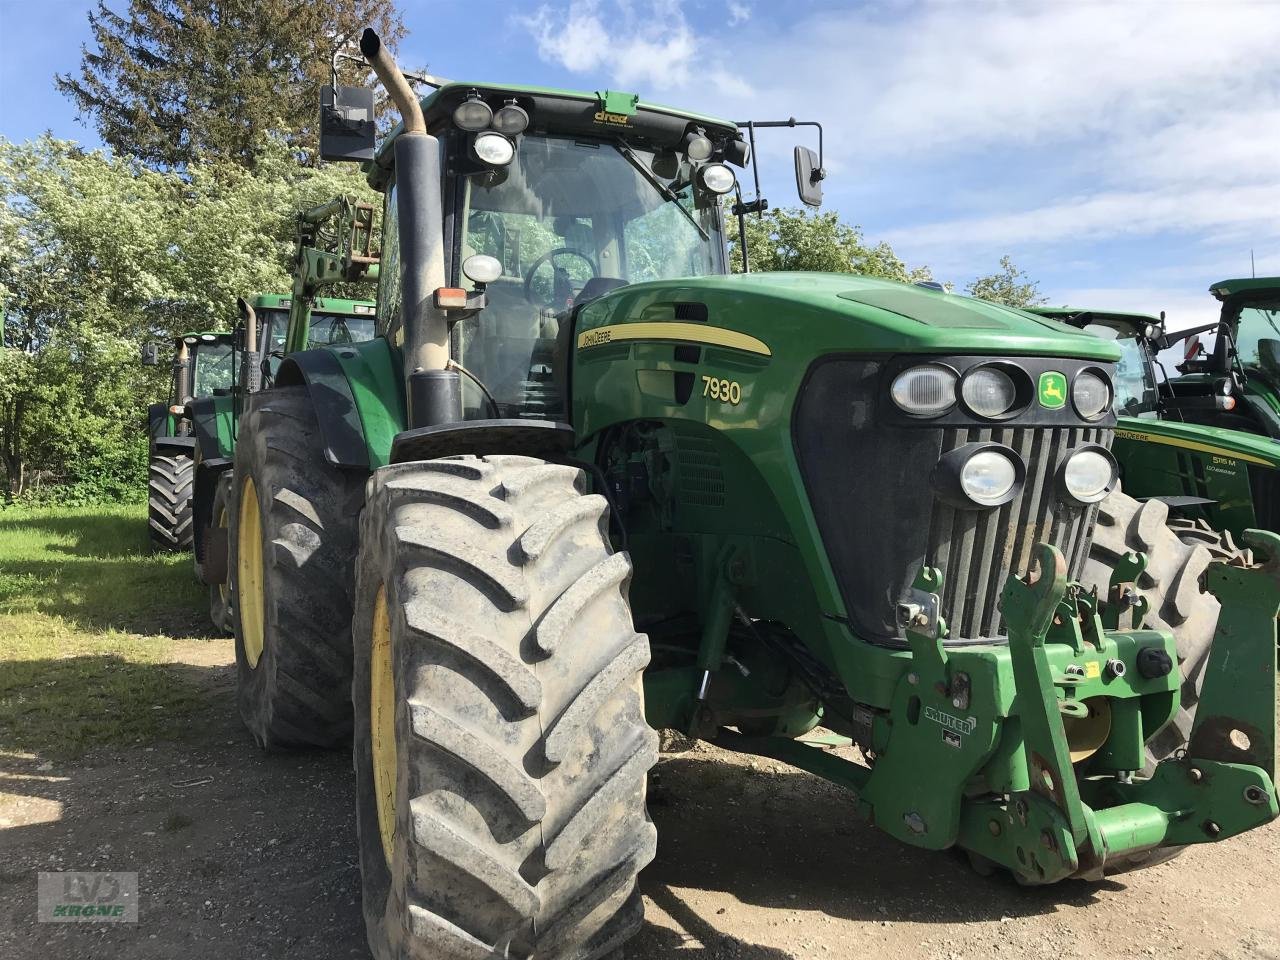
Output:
[
  {"left": 216, "top": 497, "right": 230, "bottom": 607},
  {"left": 237, "top": 476, "right": 266, "bottom": 668},
  {"left": 370, "top": 585, "right": 397, "bottom": 867}
]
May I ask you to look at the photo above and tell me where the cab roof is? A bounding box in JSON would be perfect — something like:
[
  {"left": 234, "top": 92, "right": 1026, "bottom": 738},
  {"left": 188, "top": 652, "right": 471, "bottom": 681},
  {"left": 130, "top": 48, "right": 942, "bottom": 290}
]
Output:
[
  {"left": 368, "top": 80, "right": 741, "bottom": 190},
  {"left": 1210, "top": 277, "right": 1280, "bottom": 299}
]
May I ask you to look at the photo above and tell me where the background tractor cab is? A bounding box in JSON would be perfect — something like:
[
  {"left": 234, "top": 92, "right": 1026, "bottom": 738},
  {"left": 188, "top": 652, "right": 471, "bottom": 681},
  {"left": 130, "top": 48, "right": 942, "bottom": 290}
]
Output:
[
  {"left": 139, "top": 330, "right": 236, "bottom": 551},
  {"left": 1159, "top": 278, "right": 1280, "bottom": 439},
  {"left": 1033, "top": 305, "right": 1280, "bottom": 540}
]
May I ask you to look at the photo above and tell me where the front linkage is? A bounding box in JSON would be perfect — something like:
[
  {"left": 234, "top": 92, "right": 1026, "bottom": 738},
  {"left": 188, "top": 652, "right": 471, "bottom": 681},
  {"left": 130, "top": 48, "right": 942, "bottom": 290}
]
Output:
[{"left": 719, "top": 532, "right": 1280, "bottom": 882}]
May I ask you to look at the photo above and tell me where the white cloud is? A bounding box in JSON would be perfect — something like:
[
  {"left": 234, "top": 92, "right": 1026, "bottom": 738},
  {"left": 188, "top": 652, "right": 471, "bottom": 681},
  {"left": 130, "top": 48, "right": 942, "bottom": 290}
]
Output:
[
  {"left": 521, "top": 0, "right": 704, "bottom": 91},
  {"left": 727, "top": 1, "right": 750, "bottom": 26},
  {"left": 515, "top": 1, "right": 1280, "bottom": 281}
]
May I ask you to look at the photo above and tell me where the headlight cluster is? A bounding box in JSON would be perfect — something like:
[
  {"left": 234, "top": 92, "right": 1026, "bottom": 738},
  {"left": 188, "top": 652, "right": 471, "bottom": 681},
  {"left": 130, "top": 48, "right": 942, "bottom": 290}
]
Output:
[
  {"left": 453, "top": 93, "right": 529, "bottom": 167},
  {"left": 933, "top": 442, "right": 1118, "bottom": 510},
  {"left": 891, "top": 362, "right": 1113, "bottom": 422}
]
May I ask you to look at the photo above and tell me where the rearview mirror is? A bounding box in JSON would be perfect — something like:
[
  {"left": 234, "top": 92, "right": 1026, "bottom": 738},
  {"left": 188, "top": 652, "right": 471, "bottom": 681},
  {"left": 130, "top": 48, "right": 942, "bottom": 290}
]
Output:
[
  {"left": 141, "top": 342, "right": 160, "bottom": 366},
  {"left": 319, "top": 85, "right": 376, "bottom": 162},
  {"left": 794, "top": 146, "right": 824, "bottom": 207}
]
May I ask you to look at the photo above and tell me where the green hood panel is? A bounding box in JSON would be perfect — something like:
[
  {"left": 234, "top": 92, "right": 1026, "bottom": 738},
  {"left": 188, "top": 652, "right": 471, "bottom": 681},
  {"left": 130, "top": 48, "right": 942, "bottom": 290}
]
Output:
[
  {"left": 581, "top": 273, "right": 1121, "bottom": 360},
  {"left": 1115, "top": 417, "right": 1280, "bottom": 469}
]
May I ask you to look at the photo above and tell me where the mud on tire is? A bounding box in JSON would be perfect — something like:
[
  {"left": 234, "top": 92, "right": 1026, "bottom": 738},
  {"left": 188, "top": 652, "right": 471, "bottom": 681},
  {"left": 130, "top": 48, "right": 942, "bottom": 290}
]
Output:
[
  {"left": 230, "top": 387, "right": 365, "bottom": 749},
  {"left": 352, "top": 455, "right": 657, "bottom": 960},
  {"left": 147, "top": 452, "right": 194, "bottom": 552}
]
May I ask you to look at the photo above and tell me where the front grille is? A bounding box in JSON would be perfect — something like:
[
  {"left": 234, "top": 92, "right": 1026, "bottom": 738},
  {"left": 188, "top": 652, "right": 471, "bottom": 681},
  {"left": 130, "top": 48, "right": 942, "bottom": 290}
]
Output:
[{"left": 928, "top": 426, "right": 1113, "bottom": 640}]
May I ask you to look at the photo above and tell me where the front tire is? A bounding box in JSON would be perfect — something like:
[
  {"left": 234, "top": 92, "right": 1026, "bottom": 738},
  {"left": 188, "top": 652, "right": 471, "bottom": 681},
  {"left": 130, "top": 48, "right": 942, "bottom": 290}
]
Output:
[
  {"left": 1082, "top": 490, "right": 1223, "bottom": 762},
  {"left": 352, "top": 455, "right": 657, "bottom": 960},
  {"left": 229, "top": 387, "right": 364, "bottom": 749},
  {"left": 147, "top": 451, "right": 194, "bottom": 552}
]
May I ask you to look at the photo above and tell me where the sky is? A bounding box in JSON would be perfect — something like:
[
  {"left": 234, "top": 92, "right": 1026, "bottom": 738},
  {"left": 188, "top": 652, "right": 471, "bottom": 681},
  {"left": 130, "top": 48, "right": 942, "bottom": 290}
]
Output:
[{"left": 1, "top": 0, "right": 1277, "bottom": 331}]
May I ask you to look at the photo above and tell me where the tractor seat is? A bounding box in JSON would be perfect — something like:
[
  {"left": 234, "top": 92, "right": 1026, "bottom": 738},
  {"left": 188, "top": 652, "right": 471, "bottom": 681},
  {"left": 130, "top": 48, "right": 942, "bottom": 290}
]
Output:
[{"left": 576, "top": 277, "right": 628, "bottom": 304}]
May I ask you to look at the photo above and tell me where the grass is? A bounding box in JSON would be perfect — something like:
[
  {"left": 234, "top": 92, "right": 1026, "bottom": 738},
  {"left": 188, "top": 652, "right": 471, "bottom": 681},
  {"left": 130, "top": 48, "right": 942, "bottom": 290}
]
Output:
[{"left": 0, "top": 503, "right": 214, "bottom": 759}]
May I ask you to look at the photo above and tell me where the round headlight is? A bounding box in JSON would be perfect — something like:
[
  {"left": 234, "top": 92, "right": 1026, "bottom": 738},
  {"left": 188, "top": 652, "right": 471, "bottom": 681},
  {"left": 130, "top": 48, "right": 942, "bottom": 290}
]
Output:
[
  {"left": 473, "top": 132, "right": 515, "bottom": 166},
  {"left": 492, "top": 102, "right": 529, "bottom": 135},
  {"left": 699, "top": 163, "right": 736, "bottom": 195},
  {"left": 461, "top": 254, "right": 502, "bottom": 285},
  {"left": 962, "top": 367, "right": 1018, "bottom": 418},
  {"left": 1073, "top": 371, "right": 1111, "bottom": 420},
  {"left": 684, "top": 132, "right": 714, "bottom": 161},
  {"left": 453, "top": 98, "right": 493, "bottom": 132},
  {"left": 1062, "top": 448, "right": 1116, "bottom": 503},
  {"left": 891, "top": 364, "right": 958, "bottom": 417},
  {"left": 960, "top": 450, "right": 1019, "bottom": 506}
]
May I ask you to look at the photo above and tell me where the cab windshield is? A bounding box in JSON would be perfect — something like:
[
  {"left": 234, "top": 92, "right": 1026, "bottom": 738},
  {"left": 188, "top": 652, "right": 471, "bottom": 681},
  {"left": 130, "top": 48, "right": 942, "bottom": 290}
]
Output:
[
  {"left": 259, "top": 308, "right": 375, "bottom": 376},
  {"left": 192, "top": 341, "right": 234, "bottom": 396},
  {"left": 1082, "top": 323, "right": 1159, "bottom": 417},
  {"left": 454, "top": 134, "right": 728, "bottom": 417},
  {"left": 1233, "top": 300, "right": 1280, "bottom": 372}
]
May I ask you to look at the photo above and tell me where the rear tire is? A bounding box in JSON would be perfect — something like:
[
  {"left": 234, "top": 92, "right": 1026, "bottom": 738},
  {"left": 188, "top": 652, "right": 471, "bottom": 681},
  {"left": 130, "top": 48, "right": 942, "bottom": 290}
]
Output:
[
  {"left": 352, "top": 455, "right": 656, "bottom": 960},
  {"left": 229, "top": 387, "right": 364, "bottom": 749},
  {"left": 147, "top": 452, "right": 194, "bottom": 552}
]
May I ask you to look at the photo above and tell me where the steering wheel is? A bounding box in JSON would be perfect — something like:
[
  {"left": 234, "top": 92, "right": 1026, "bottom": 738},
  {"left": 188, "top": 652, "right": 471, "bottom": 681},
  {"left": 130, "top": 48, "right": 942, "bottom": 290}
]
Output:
[{"left": 523, "top": 247, "right": 599, "bottom": 306}]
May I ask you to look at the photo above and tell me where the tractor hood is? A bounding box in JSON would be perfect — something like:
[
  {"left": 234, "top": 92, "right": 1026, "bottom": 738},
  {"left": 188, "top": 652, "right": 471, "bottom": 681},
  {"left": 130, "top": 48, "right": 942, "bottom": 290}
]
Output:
[
  {"left": 579, "top": 272, "right": 1122, "bottom": 362},
  {"left": 1115, "top": 417, "right": 1280, "bottom": 470}
]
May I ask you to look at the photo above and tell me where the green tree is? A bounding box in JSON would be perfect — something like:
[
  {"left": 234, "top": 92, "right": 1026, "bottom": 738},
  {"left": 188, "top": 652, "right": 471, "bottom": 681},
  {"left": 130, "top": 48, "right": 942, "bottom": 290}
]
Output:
[
  {"left": 965, "top": 255, "right": 1045, "bottom": 308},
  {"left": 0, "top": 135, "right": 376, "bottom": 500},
  {"left": 728, "top": 206, "right": 935, "bottom": 283},
  {"left": 54, "top": 0, "right": 405, "bottom": 170}
]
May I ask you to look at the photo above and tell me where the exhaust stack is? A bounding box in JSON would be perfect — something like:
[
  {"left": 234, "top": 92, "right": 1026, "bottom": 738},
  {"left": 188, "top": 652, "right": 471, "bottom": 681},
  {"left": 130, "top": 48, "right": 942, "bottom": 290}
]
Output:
[{"left": 359, "top": 28, "right": 455, "bottom": 428}]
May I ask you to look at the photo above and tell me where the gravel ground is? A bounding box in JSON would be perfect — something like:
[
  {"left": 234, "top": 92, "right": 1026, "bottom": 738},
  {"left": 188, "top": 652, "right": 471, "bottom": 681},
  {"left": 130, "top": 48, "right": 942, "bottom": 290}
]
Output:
[{"left": 1, "top": 639, "right": 1277, "bottom": 960}]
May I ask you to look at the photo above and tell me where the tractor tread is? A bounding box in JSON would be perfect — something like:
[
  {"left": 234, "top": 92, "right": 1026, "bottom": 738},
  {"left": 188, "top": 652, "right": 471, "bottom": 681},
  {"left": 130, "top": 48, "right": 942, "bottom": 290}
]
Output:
[
  {"left": 231, "top": 386, "right": 363, "bottom": 750},
  {"left": 352, "top": 455, "right": 654, "bottom": 960},
  {"left": 147, "top": 452, "right": 195, "bottom": 552}
]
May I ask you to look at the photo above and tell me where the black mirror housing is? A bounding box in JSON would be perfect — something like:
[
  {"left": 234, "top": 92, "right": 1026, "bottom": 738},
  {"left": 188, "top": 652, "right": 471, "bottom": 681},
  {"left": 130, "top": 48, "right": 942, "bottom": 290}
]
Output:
[
  {"left": 794, "top": 145, "right": 823, "bottom": 207},
  {"left": 319, "top": 85, "right": 376, "bottom": 162},
  {"left": 141, "top": 342, "right": 160, "bottom": 366}
]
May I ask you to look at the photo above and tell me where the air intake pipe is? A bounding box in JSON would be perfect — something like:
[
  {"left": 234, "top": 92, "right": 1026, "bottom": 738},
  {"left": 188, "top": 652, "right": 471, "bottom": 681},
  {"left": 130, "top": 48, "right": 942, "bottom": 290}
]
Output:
[{"left": 360, "top": 28, "right": 458, "bottom": 428}]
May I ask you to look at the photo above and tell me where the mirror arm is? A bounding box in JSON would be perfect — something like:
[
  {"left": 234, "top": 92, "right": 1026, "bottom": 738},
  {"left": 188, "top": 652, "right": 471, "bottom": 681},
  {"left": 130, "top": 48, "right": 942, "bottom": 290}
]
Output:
[{"left": 731, "top": 183, "right": 750, "bottom": 274}]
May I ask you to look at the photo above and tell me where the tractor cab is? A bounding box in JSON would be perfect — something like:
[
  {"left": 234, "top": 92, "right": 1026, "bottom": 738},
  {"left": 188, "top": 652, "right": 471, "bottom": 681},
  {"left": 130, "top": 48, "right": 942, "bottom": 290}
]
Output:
[
  {"left": 245, "top": 293, "right": 378, "bottom": 383},
  {"left": 1162, "top": 278, "right": 1280, "bottom": 439},
  {"left": 141, "top": 330, "right": 236, "bottom": 445},
  {"left": 355, "top": 82, "right": 758, "bottom": 423},
  {"left": 1029, "top": 308, "right": 1163, "bottom": 418}
]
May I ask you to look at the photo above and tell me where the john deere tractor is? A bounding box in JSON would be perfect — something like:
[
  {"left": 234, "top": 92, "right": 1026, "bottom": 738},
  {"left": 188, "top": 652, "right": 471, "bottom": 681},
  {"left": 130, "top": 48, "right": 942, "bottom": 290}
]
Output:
[
  {"left": 219, "top": 30, "right": 1279, "bottom": 960},
  {"left": 193, "top": 195, "right": 380, "bottom": 633},
  {"left": 1032, "top": 306, "right": 1279, "bottom": 544},
  {"left": 141, "top": 331, "right": 236, "bottom": 551}
]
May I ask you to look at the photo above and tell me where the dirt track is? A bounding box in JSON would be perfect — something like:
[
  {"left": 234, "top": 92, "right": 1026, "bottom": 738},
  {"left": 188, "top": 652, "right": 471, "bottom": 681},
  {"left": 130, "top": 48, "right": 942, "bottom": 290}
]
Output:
[{"left": 2, "top": 639, "right": 1278, "bottom": 960}]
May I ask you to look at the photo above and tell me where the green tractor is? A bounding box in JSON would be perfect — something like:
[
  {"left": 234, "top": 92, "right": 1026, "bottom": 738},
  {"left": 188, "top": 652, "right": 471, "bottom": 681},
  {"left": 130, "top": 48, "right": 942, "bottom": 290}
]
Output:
[
  {"left": 193, "top": 195, "right": 381, "bottom": 632},
  {"left": 1031, "top": 306, "right": 1279, "bottom": 544},
  {"left": 1162, "top": 278, "right": 1280, "bottom": 439},
  {"left": 189, "top": 292, "right": 379, "bottom": 632},
  {"left": 141, "top": 331, "right": 236, "bottom": 551},
  {"left": 221, "top": 30, "right": 1279, "bottom": 959}
]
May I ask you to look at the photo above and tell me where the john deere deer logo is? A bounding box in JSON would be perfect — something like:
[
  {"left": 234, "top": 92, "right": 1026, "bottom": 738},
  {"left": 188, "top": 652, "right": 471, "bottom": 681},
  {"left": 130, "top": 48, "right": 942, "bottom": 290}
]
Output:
[{"left": 1038, "top": 371, "right": 1067, "bottom": 409}]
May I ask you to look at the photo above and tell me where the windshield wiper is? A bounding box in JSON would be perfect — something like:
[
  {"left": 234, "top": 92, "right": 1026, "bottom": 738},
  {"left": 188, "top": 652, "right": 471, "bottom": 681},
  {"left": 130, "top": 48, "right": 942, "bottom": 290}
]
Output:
[{"left": 611, "top": 141, "right": 708, "bottom": 242}]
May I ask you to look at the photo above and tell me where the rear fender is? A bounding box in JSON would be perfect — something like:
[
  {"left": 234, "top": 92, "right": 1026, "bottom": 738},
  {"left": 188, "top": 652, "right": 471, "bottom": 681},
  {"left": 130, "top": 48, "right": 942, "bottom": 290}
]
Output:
[{"left": 274, "top": 338, "right": 406, "bottom": 470}]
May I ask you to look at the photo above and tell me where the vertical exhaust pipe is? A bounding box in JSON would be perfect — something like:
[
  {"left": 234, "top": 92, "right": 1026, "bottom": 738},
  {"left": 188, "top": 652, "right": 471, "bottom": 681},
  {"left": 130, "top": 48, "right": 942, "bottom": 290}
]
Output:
[
  {"left": 360, "top": 28, "right": 458, "bottom": 428},
  {"left": 236, "top": 297, "right": 262, "bottom": 394}
]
